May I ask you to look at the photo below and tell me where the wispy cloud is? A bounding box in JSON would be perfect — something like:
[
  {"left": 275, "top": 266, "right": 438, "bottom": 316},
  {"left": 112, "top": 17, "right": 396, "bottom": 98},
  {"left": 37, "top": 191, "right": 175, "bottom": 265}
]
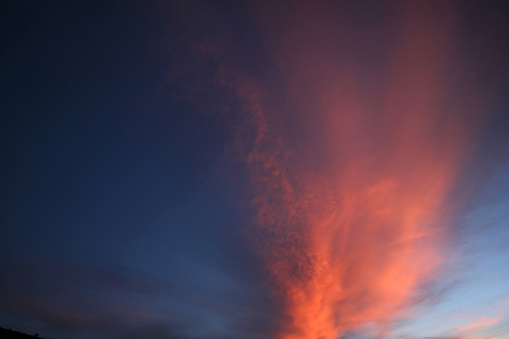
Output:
[
  {"left": 170, "top": 1, "right": 488, "bottom": 338},
  {"left": 456, "top": 316, "right": 500, "bottom": 332}
]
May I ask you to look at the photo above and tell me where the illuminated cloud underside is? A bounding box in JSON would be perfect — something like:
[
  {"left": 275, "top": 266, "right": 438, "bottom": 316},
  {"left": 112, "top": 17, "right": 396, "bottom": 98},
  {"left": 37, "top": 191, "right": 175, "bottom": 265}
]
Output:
[{"left": 224, "top": 2, "right": 481, "bottom": 338}]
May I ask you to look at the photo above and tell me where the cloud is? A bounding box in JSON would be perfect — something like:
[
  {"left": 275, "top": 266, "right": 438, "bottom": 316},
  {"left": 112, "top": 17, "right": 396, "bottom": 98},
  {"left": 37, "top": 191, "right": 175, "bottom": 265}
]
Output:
[
  {"left": 0, "top": 259, "right": 149, "bottom": 331},
  {"left": 0, "top": 247, "right": 278, "bottom": 339},
  {"left": 455, "top": 316, "right": 500, "bottom": 332},
  {"left": 228, "top": 2, "right": 480, "bottom": 338},
  {"left": 168, "top": 1, "right": 500, "bottom": 338}
]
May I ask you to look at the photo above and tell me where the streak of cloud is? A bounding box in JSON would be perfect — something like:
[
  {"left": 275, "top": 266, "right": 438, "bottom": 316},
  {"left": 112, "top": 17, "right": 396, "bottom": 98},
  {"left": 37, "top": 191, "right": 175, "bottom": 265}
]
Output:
[
  {"left": 169, "top": 1, "right": 492, "bottom": 338},
  {"left": 456, "top": 316, "right": 500, "bottom": 332}
]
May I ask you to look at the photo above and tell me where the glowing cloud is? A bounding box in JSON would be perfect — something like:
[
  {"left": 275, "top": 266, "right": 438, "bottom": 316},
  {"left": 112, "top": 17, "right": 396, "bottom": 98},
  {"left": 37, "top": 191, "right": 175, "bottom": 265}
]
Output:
[
  {"left": 172, "top": 1, "right": 483, "bottom": 338},
  {"left": 233, "top": 2, "right": 482, "bottom": 338},
  {"left": 456, "top": 316, "right": 500, "bottom": 332}
]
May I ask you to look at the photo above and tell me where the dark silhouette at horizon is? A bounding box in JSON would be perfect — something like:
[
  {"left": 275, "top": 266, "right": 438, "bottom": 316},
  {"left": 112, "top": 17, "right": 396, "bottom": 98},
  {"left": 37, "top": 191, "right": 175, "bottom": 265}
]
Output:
[{"left": 0, "top": 327, "right": 45, "bottom": 339}]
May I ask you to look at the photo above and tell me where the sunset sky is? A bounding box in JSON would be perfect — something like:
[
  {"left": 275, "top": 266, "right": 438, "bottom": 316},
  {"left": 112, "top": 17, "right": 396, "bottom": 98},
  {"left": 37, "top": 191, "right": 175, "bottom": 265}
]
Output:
[{"left": 2, "top": 1, "right": 509, "bottom": 339}]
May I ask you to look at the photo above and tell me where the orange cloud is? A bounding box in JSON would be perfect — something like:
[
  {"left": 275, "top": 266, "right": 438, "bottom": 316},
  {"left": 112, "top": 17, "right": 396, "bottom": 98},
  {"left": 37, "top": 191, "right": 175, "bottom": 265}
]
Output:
[
  {"left": 232, "top": 2, "right": 482, "bottom": 339},
  {"left": 456, "top": 316, "right": 500, "bottom": 332},
  {"left": 171, "top": 1, "right": 484, "bottom": 338}
]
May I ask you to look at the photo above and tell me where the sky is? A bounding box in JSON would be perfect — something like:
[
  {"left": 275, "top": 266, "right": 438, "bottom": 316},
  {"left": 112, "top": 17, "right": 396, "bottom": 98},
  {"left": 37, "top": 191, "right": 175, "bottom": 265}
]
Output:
[{"left": 1, "top": 1, "right": 509, "bottom": 339}]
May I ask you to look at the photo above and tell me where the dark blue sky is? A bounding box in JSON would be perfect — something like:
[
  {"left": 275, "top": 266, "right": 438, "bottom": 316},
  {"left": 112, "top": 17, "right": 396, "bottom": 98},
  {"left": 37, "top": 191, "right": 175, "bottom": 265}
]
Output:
[
  {"left": 2, "top": 1, "right": 509, "bottom": 339},
  {"left": 1, "top": 2, "right": 276, "bottom": 338}
]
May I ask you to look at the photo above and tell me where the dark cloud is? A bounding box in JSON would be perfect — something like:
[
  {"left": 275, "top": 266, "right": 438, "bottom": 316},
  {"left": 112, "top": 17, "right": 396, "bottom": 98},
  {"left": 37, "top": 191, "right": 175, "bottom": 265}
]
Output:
[
  {"left": 114, "top": 323, "right": 189, "bottom": 339},
  {"left": 0, "top": 247, "right": 277, "bottom": 338}
]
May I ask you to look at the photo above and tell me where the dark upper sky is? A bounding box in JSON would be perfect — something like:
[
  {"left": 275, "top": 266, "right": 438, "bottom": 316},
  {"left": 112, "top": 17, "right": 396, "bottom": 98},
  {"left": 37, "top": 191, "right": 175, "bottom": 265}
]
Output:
[
  {"left": 1, "top": 2, "right": 274, "bottom": 338},
  {"left": 2, "top": 1, "right": 509, "bottom": 339}
]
